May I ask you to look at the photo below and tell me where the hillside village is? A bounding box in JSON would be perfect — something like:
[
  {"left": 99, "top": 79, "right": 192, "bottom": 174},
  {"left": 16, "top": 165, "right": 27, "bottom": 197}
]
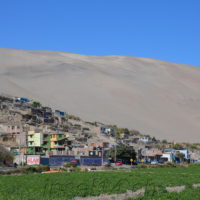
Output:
[{"left": 0, "top": 92, "right": 200, "bottom": 167}]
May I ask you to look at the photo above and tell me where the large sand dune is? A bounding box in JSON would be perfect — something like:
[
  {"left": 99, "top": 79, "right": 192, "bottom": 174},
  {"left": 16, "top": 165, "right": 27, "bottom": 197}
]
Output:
[{"left": 0, "top": 48, "right": 200, "bottom": 142}]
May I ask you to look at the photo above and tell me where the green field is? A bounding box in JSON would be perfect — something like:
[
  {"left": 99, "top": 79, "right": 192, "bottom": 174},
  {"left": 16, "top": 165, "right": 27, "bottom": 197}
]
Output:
[{"left": 1, "top": 165, "right": 200, "bottom": 200}]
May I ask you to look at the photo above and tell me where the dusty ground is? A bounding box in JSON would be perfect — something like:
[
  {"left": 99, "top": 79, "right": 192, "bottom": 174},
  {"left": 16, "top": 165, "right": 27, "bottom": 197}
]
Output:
[
  {"left": 73, "top": 184, "right": 200, "bottom": 200},
  {"left": 1, "top": 48, "right": 200, "bottom": 142}
]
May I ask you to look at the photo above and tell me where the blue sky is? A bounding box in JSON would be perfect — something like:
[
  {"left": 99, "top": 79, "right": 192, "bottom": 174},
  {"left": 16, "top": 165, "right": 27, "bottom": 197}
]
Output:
[{"left": 0, "top": 1, "right": 200, "bottom": 66}]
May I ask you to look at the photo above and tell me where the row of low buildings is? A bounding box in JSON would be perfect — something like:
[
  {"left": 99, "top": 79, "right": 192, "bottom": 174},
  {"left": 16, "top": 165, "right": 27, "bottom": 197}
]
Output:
[
  {"left": 5, "top": 125, "right": 111, "bottom": 159},
  {"left": 134, "top": 147, "right": 190, "bottom": 162}
]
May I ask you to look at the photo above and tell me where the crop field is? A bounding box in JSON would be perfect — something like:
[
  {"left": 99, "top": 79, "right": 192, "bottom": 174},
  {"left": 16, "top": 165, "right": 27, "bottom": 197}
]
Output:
[{"left": 1, "top": 165, "right": 200, "bottom": 199}]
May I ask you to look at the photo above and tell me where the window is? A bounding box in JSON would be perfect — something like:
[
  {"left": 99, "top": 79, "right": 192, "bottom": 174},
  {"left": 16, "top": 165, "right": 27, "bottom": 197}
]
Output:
[
  {"left": 30, "top": 135, "right": 32, "bottom": 138},
  {"left": 12, "top": 126, "right": 14, "bottom": 130},
  {"left": 30, "top": 142, "right": 33, "bottom": 145},
  {"left": 55, "top": 142, "right": 58, "bottom": 145},
  {"left": 59, "top": 135, "right": 62, "bottom": 138},
  {"left": 17, "top": 132, "right": 20, "bottom": 134},
  {"left": 17, "top": 126, "right": 20, "bottom": 129}
]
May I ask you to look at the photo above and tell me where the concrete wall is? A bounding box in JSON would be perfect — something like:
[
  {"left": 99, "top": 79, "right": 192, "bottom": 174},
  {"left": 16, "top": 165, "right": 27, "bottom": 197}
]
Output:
[{"left": 14, "top": 155, "right": 40, "bottom": 165}]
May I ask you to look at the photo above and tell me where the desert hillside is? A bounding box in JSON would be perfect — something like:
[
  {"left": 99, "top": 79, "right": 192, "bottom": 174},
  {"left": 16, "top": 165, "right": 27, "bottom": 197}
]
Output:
[{"left": 0, "top": 48, "right": 200, "bottom": 142}]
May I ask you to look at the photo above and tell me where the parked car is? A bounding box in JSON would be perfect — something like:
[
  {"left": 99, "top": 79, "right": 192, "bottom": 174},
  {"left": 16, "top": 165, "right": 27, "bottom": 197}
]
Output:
[
  {"left": 151, "top": 160, "right": 158, "bottom": 165},
  {"left": 115, "top": 161, "right": 122, "bottom": 166},
  {"left": 103, "top": 162, "right": 111, "bottom": 167},
  {"left": 158, "top": 158, "right": 168, "bottom": 164}
]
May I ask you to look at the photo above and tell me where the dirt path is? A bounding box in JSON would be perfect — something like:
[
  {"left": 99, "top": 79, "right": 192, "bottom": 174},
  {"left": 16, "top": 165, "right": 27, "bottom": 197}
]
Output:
[{"left": 73, "top": 183, "right": 200, "bottom": 200}]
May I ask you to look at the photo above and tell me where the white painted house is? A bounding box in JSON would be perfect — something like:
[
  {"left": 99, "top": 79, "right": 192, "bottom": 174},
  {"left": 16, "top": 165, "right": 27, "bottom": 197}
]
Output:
[
  {"left": 139, "top": 137, "right": 150, "bottom": 142},
  {"left": 106, "top": 128, "right": 115, "bottom": 134}
]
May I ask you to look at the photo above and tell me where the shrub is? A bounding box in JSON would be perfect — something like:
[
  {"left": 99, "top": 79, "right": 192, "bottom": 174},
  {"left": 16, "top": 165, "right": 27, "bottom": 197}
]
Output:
[
  {"left": 63, "top": 162, "right": 76, "bottom": 168},
  {"left": 72, "top": 167, "right": 81, "bottom": 172},
  {"left": 36, "top": 165, "right": 50, "bottom": 172},
  {"left": 68, "top": 115, "right": 74, "bottom": 119},
  {"left": 4, "top": 170, "right": 11, "bottom": 175},
  {"left": 137, "top": 163, "right": 147, "bottom": 168},
  {"left": 189, "top": 163, "right": 200, "bottom": 167},
  {"left": 11, "top": 169, "right": 20, "bottom": 174},
  {"left": 61, "top": 168, "right": 67, "bottom": 172},
  {"left": 162, "top": 139, "right": 168, "bottom": 144},
  {"left": 26, "top": 166, "right": 38, "bottom": 173}
]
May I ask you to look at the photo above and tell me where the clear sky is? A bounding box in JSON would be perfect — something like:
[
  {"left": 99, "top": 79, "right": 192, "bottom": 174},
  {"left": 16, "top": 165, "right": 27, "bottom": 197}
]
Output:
[{"left": 0, "top": 1, "right": 200, "bottom": 66}]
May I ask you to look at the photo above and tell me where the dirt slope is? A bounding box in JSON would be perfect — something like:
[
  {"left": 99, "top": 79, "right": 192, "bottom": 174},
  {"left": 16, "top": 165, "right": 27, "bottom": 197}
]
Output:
[{"left": 0, "top": 48, "right": 200, "bottom": 142}]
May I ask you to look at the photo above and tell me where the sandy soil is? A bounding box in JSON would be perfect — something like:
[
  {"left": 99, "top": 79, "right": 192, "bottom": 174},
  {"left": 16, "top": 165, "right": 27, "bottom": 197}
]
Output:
[{"left": 0, "top": 48, "right": 200, "bottom": 142}]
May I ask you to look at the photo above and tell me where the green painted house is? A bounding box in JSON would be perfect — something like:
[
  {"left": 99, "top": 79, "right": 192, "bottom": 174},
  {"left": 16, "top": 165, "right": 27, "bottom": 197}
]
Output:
[{"left": 26, "top": 131, "right": 73, "bottom": 154}]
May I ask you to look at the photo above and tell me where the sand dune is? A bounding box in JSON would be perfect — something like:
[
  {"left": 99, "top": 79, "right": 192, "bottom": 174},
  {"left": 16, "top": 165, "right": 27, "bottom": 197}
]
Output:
[{"left": 0, "top": 47, "right": 200, "bottom": 142}]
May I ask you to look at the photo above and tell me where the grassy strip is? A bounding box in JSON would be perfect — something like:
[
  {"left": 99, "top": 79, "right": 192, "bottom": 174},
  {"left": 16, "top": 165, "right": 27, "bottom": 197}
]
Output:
[
  {"left": 0, "top": 165, "right": 200, "bottom": 199},
  {"left": 0, "top": 165, "right": 49, "bottom": 175}
]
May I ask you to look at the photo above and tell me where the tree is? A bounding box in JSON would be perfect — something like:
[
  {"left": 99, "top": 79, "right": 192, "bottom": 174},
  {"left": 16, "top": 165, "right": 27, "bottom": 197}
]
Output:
[
  {"left": 176, "top": 151, "right": 185, "bottom": 162},
  {"left": 123, "top": 128, "right": 130, "bottom": 135},
  {"left": 0, "top": 144, "right": 14, "bottom": 164},
  {"left": 106, "top": 144, "right": 136, "bottom": 161},
  {"left": 189, "top": 144, "right": 197, "bottom": 150},
  {"left": 173, "top": 143, "right": 184, "bottom": 150},
  {"left": 162, "top": 139, "right": 168, "bottom": 144}
]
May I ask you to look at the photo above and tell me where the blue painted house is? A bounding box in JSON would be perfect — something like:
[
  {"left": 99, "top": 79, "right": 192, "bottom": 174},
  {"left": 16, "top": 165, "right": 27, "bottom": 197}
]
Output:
[{"left": 18, "top": 97, "right": 28, "bottom": 102}]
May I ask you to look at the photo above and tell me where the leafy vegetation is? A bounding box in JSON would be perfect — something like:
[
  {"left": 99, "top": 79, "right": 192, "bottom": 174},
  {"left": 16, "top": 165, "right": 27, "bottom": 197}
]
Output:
[
  {"left": 0, "top": 165, "right": 200, "bottom": 199},
  {"left": 62, "top": 161, "right": 76, "bottom": 168},
  {"left": 0, "top": 165, "right": 49, "bottom": 175},
  {"left": 106, "top": 144, "right": 136, "bottom": 161},
  {"left": 0, "top": 144, "right": 14, "bottom": 163},
  {"left": 162, "top": 139, "right": 168, "bottom": 144},
  {"left": 176, "top": 151, "right": 185, "bottom": 161}
]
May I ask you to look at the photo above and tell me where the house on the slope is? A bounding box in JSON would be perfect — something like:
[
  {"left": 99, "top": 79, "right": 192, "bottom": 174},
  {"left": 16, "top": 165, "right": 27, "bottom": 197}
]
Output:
[
  {"left": 55, "top": 110, "right": 65, "bottom": 116},
  {"left": 164, "top": 149, "right": 189, "bottom": 159},
  {"left": 138, "top": 137, "right": 150, "bottom": 142},
  {"left": 17, "top": 97, "right": 28, "bottom": 102},
  {"left": 106, "top": 128, "right": 115, "bottom": 135},
  {"left": 94, "top": 126, "right": 107, "bottom": 133}
]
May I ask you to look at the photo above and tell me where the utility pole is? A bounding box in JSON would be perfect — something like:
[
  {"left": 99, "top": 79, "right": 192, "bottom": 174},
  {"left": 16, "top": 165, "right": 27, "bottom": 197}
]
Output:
[
  {"left": 101, "top": 143, "right": 103, "bottom": 166},
  {"left": 115, "top": 132, "right": 116, "bottom": 163},
  {"left": 18, "top": 125, "right": 21, "bottom": 165},
  {"left": 170, "top": 141, "right": 173, "bottom": 162}
]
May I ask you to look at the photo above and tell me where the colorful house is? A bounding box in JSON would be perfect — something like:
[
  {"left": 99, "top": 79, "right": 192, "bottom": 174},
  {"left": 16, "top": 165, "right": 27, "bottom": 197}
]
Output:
[
  {"left": 55, "top": 110, "right": 65, "bottom": 116},
  {"left": 32, "top": 101, "right": 41, "bottom": 108},
  {"left": 17, "top": 97, "right": 28, "bottom": 102},
  {"left": 26, "top": 131, "right": 73, "bottom": 154},
  {"left": 27, "top": 131, "right": 43, "bottom": 154},
  {"left": 42, "top": 132, "right": 73, "bottom": 152}
]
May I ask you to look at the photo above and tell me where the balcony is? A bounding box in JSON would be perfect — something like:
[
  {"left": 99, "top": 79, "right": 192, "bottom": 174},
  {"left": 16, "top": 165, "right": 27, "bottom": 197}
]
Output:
[{"left": 50, "top": 138, "right": 57, "bottom": 142}]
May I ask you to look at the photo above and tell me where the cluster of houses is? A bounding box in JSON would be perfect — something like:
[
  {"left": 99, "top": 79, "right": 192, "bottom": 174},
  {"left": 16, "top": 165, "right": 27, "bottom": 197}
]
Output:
[
  {"left": 0, "top": 93, "right": 200, "bottom": 167},
  {"left": 0, "top": 94, "right": 67, "bottom": 126}
]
